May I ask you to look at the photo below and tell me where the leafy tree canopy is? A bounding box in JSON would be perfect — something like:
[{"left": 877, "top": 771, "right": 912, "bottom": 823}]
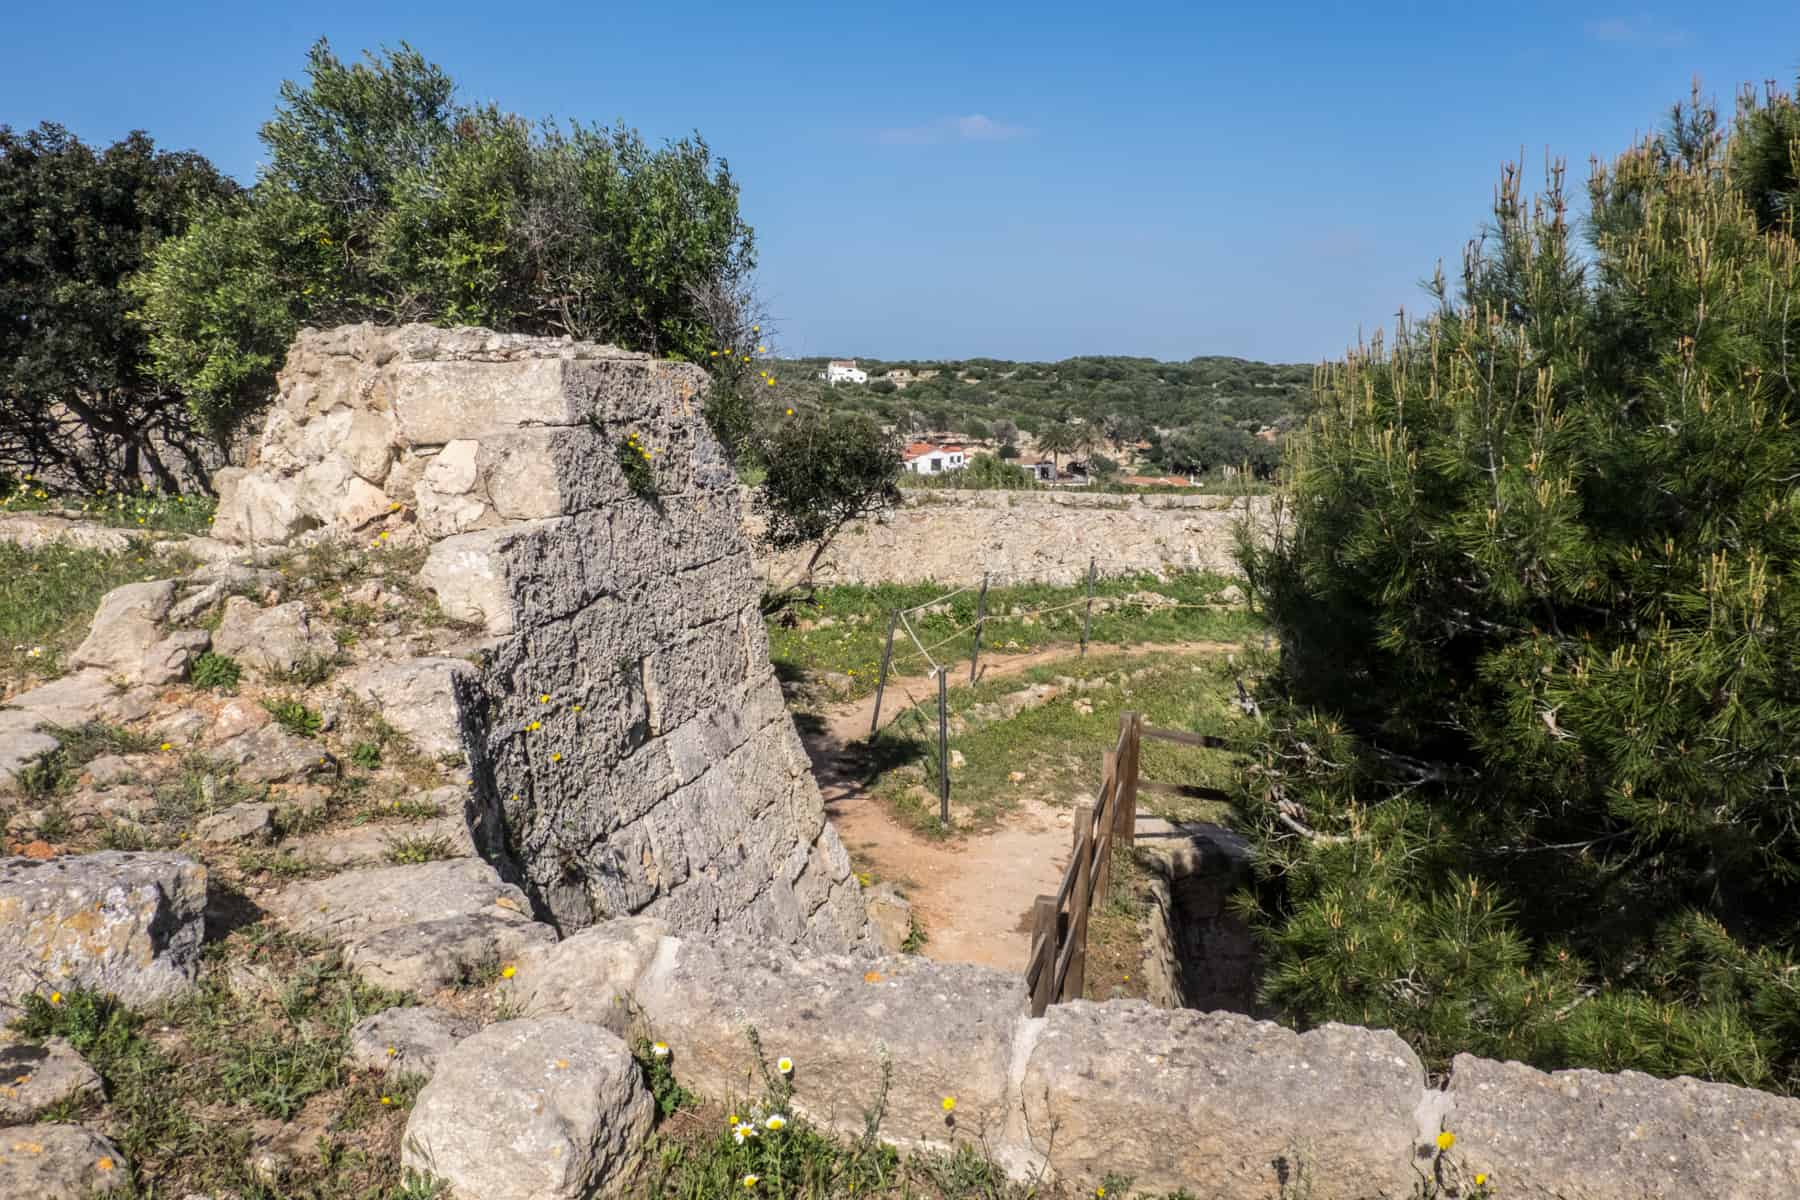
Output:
[
  {"left": 0, "top": 123, "right": 236, "bottom": 487},
  {"left": 132, "top": 40, "right": 756, "bottom": 436},
  {"left": 1238, "top": 77, "right": 1800, "bottom": 1090}
]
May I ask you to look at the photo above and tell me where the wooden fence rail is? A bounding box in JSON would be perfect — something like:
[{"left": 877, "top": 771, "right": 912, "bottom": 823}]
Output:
[{"left": 1024, "top": 710, "right": 1143, "bottom": 1016}]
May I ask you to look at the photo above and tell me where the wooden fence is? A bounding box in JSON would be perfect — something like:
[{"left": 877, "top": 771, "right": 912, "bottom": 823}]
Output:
[{"left": 1022, "top": 711, "right": 1234, "bottom": 1016}]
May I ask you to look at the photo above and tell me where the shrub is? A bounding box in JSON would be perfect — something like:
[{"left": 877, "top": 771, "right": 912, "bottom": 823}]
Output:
[
  {"left": 263, "top": 697, "right": 323, "bottom": 740},
  {"left": 190, "top": 651, "right": 242, "bottom": 691},
  {"left": 1238, "top": 78, "right": 1800, "bottom": 1089}
]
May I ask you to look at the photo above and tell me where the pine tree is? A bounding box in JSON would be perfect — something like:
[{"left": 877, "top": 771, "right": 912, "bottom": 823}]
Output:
[{"left": 1238, "top": 75, "right": 1800, "bottom": 1091}]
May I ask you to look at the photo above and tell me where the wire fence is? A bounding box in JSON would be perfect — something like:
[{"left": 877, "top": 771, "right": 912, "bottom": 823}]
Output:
[{"left": 861, "top": 557, "right": 1248, "bottom": 825}]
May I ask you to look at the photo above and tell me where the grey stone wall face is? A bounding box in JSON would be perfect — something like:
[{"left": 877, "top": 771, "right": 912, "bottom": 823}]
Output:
[{"left": 216, "top": 324, "right": 873, "bottom": 954}]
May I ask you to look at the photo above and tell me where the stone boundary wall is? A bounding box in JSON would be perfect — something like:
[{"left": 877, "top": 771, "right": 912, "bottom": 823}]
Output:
[
  {"left": 750, "top": 489, "right": 1277, "bottom": 587},
  {"left": 504, "top": 917, "right": 1800, "bottom": 1200},
  {"left": 210, "top": 324, "right": 872, "bottom": 952}
]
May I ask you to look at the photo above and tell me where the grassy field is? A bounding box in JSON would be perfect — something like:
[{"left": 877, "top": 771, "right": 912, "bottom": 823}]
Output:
[
  {"left": 767, "top": 572, "right": 1260, "bottom": 700},
  {"left": 0, "top": 542, "right": 199, "bottom": 688},
  {"left": 864, "top": 649, "right": 1249, "bottom": 836}
]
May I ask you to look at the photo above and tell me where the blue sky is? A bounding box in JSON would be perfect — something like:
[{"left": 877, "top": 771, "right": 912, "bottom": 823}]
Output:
[{"left": 4, "top": 2, "right": 1797, "bottom": 363}]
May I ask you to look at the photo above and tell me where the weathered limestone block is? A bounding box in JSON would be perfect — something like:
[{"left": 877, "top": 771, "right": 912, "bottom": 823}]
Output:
[
  {"left": 864, "top": 883, "right": 914, "bottom": 954},
  {"left": 0, "top": 852, "right": 206, "bottom": 1010},
  {"left": 416, "top": 440, "right": 490, "bottom": 537},
  {"left": 264, "top": 859, "right": 554, "bottom": 992},
  {"left": 0, "top": 1034, "right": 103, "bottom": 1122},
  {"left": 1019, "top": 1002, "right": 1423, "bottom": 1198},
  {"left": 1444, "top": 1053, "right": 1800, "bottom": 1200},
  {"left": 348, "top": 1005, "right": 473, "bottom": 1080},
  {"left": 336, "top": 657, "right": 475, "bottom": 760},
  {"left": 418, "top": 526, "right": 520, "bottom": 634},
  {"left": 294, "top": 456, "right": 390, "bottom": 530},
  {"left": 402, "top": 1017, "right": 654, "bottom": 1200},
  {"left": 0, "top": 1123, "right": 128, "bottom": 1198},
  {"left": 212, "top": 467, "right": 310, "bottom": 545},
  {"left": 498, "top": 916, "right": 668, "bottom": 1036},
  {"left": 215, "top": 725, "right": 332, "bottom": 785},
  {"left": 69, "top": 580, "right": 175, "bottom": 679},
  {"left": 194, "top": 802, "right": 275, "bottom": 846},
  {"left": 212, "top": 597, "right": 335, "bottom": 675},
  {"left": 636, "top": 938, "right": 1022, "bottom": 1148}
]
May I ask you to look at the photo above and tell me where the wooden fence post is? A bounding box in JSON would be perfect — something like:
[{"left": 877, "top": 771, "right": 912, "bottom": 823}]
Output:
[
  {"left": 1080, "top": 557, "right": 1096, "bottom": 657},
  {"left": 937, "top": 668, "right": 951, "bottom": 827},
  {"left": 870, "top": 609, "right": 899, "bottom": 737},
  {"left": 1062, "top": 805, "right": 1094, "bottom": 1002},
  {"left": 1028, "top": 894, "right": 1058, "bottom": 1017},
  {"left": 968, "top": 572, "right": 989, "bottom": 685},
  {"left": 1094, "top": 752, "right": 1118, "bottom": 900},
  {"left": 1115, "top": 712, "right": 1141, "bottom": 850}
]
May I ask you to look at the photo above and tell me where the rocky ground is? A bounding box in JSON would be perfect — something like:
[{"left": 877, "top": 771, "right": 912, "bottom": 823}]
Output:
[{"left": 0, "top": 519, "right": 581, "bottom": 1198}]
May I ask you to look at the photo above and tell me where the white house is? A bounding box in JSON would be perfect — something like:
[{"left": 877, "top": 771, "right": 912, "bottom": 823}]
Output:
[
  {"left": 824, "top": 359, "right": 868, "bottom": 385},
  {"left": 902, "top": 442, "right": 967, "bottom": 475}
]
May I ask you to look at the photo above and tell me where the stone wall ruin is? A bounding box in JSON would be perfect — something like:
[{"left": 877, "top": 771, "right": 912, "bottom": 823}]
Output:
[{"left": 212, "top": 323, "right": 872, "bottom": 951}]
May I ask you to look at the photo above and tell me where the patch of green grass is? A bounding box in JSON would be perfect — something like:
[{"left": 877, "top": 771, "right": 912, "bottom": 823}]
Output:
[
  {"left": 154, "top": 752, "right": 260, "bottom": 829},
  {"left": 265, "top": 696, "right": 325, "bottom": 739},
  {"left": 11, "top": 748, "right": 74, "bottom": 801},
  {"left": 868, "top": 651, "right": 1247, "bottom": 835},
  {"left": 273, "top": 649, "right": 343, "bottom": 688},
  {"left": 0, "top": 542, "right": 195, "bottom": 681},
  {"left": 765, "top": 572, "right": 1259, "bottom": 700},
  {"left": 384, "top": 832, "right": 455, "bottom": 865},
  {"left": 41, "top": 719, "right": 156, "bottom": 765},
  {"left": 191, "top": 650, "right": 243, "bottom": 690},
  {"left": 350, "top": 740, "right": 384, "bottom": 770}
]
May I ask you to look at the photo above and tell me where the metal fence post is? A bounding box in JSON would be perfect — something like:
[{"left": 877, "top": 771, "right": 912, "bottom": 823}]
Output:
[
  {"left": 870, "top": 609, "right": 899, "bottom": 737},
  {"left": 937, "top": 668, "right": 951, "bottom": 827},
  {"left": 968, "top": 572, "right": 989, "bottom": 684},
  {"left": 1080, "top": 556, "right": 1097, "bottom": 657}
]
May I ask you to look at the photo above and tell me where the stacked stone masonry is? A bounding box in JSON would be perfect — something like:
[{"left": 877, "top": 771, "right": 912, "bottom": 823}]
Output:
[
  {"left": 211, "top": 324, "right": 873, "bottom": 952},
  {"left": 751, "top": 488, "right": 1276, "bottom": 586}
]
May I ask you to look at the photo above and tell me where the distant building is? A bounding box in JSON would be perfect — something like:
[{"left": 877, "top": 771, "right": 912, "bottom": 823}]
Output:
[
  {"left": 902, "top": 442, "right": 967, "bottom": 475},
  {"left": 824, "top": 359, "right": 868, "bottom": 385}
]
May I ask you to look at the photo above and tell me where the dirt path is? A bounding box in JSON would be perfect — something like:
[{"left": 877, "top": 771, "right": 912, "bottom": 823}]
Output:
[{"left": 803, "top": 639, "right": 1239, "bottom": 972}]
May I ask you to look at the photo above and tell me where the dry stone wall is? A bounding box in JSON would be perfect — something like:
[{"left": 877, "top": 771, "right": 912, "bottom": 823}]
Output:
[
  {"left": 211, "top": 324, "right": 872, "bottom": 953},
  {"left": 751, "top": 488, "right": 1276, "bottom": 586}
]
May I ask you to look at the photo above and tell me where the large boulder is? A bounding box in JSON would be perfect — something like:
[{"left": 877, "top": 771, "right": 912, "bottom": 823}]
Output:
[
  {"left": 0, "top": 853, "right": 206, "bottom": 1012},
  {"left": 211, "top": 597, "right": 336, "bottom": 676},
  {"left": 402, "top": 1017, "right": 654, "bottom": 1199},
  {"left": 336, "top": 657, "right": 475, "bottom": 760},
  {"left": 1019, "top": 1002, "right": 1425, "bottom": 1198},
  {"left": 0, "top": 1123, "right": 128, "bottom": 1199},
  {"left": 264, "top": 859, "right": 554, "bottom": 992},
  {"left": 0, "top": 852, "right": 206, "bottom": 1012},
  {"left": 1444, "top": 1053, "right": 1800, "bottom": 1200}
]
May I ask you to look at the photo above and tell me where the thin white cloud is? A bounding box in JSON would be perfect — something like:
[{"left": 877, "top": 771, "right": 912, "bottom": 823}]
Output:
[
  {"left": 877, "top": 114, "right": 1029, "bottom": 146},
  {"left": 1584, "top": 16, "right": 1691, "bottom": 48}
]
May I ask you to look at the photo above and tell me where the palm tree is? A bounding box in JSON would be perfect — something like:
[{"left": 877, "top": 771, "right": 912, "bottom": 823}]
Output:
[{"left": 1034, "top": 421, "right": 1080, "bottom": 472}]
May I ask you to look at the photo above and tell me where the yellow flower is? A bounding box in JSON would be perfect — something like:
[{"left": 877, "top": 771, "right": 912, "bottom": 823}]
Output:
[
  {"left": 765, "top": 1113, "right": 787, "bottom": 1131},
  {"left": 97, "top": 1157, "right": 115, "bottom": 1171},
  {"left": 527, "top": 720, "right": 541, "bottom": 732},
  {"left": 757, "top": 345, "right": 767, "bottom": 353},
  {"left": 941, "top": 1096, "right": 956, "bottom": 1113},
  {"left": 49, "top": 992, "right": 61, "bottom": 1005},
  {"left": 551, "top": 753, "right": 562, "bottom": 763},
  {"left": 1474, "top": 1174, "right": 1488, "bottom": 1187},
  {"left": 785, "top": 408, "right": 794, "bottom": 416},
  {"left": 652, "top": 1041, "right": 670, "bottom": 1058},
  {"left": 539, "top": 694, "right": 550, "bottom": 703},
  {"left": 776, "top": 1056, "right": 793, "bottom": 1074},
  {"left": 159, "top": 742, "right": 172, "bottom": 752},
  {"left": 1096, "top": 1190, "right": 1105, "bottom": 1198},
  {"left": 386, "top": 1046, "right": 398, "bottom": 1058},
  {"left": 753, "top": 325, "right": 760, "bottom": 333},
  {"left": 572, "top": 704, "right": 583, "bottom": 713},
  {"left": 733, "top": 1121, "right": 757, "bottom": 1144},
  {"left": 742, "top": 1175, "right": 759, "bottom": 1189},
  {"left": 727, "top": 1114, "right": 739, "bottom": 1125},
  {"left": 1435, "top": 1131, "right": 1455, "bottom": 1152},
  {"left": 381, "top": 1095, "right": 393, "bottom": 1105},
  {"left": 500, "top": 964, "right": 517, "bottom": 979},
  {"left": 767, "top": 378, "right": 776, "bottom": 387}
]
